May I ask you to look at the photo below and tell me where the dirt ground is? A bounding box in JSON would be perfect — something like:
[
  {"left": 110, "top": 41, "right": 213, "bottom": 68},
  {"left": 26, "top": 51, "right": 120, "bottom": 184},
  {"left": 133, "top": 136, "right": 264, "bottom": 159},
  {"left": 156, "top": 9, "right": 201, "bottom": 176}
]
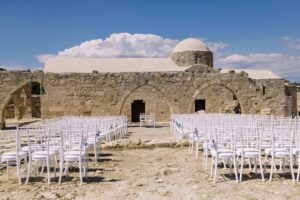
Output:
[{"left": 1, "top": 127, "right": 300, "bottom": 200}]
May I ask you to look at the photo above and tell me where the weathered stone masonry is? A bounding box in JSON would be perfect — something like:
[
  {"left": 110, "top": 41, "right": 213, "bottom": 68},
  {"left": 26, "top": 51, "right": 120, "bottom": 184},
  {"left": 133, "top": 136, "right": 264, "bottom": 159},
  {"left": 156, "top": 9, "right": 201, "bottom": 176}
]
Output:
[
  {"left": 0, "top": 66, "right": 296, "bottom": 129},
  {"left": 0, "top": 38, "right": 298, "bottom": 128}
]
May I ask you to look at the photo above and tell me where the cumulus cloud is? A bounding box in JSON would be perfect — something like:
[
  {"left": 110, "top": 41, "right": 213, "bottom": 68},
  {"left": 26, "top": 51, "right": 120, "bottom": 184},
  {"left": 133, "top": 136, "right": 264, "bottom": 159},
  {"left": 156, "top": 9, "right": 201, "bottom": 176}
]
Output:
[
  {"left": 57, "top": 33, "right": 178, "bottom": 59},
  {"left": 282, "top": 36, "right": 300, "bottom": 49},
  {"left": 36, "top": 33, "right": 228, "bottom": 64},
  {"left": 35, "top": 54, "right": 55, "bottom": 64},
  {"left": 207, "top": 41, "right": 228, "bottom": 53},
  {"left": 216, "top": 53, "right": 300, "bottom": 81}
]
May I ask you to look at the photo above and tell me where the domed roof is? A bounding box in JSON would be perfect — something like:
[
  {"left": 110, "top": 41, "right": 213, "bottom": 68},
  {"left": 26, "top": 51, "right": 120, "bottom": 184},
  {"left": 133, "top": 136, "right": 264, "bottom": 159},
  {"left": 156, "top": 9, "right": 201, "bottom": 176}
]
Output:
[{"left": 173, "top": 38, "right": 210, "bottom": 53}]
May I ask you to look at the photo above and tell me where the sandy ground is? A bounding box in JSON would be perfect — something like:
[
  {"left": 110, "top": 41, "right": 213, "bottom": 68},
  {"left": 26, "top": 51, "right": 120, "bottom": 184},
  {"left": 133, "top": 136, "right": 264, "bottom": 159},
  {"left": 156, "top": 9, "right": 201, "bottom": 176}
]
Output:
[{"left": 1, "top": 127, "right": 300, "bottom": 200}]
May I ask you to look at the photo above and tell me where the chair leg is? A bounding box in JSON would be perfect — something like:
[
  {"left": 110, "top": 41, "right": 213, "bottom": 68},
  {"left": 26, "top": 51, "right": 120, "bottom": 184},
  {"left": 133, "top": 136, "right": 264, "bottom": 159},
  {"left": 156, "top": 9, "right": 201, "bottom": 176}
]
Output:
[
  {"left": 41, "top": 161, "right": 45, "bottom": 174},
  {"left": 290, "top": 154, "right": 295, "bottom": 182},
  {"left": 16, "top": 159, "right": 21, "bottom": 185},
  {"left": 64, "top": 162, "right": 69, "bottom": 176},
  {"left": 210, "top": 157, "right": 214, "bottom": 176},
  {"left": 259, "top": 155, "right": 265, "bottom": 182},
  {"left": 6, "top": 161, "right": 9, "bottom": 180},
  {"left": 53, "top": 157, "right": 57, "bottom": 178},
  {"left": 79, "top": 161, "right": 83, "bottom": 185},
  {"left": 94, "top": 146, "right": 97, "bottom": 163},
  {"left": 273, "top": 160, "right": 277, "bottom": 170},
  {"left": 254, "top": 158, "right": 258, "bottom": 175},
  {"left": 282, "top": 158, "right": 286, "bottom": 174},
  {"left": 47, "top": 159, "right": 51, "bottom": 184},
  {"left": 297, "top": 157, "right": 300, "bottom": 181},
  {"left": 202, "top": 150, "right": 205, "bottom": 167},
  {"left": 97, "top": 143, "right": 101, "bottom": 160},
  {"left": 86, "top": 154, "right": 89, "bottom": 175},
  {"left": 195, "top": 142, "right": 199, "bottom": 160},
  {"left": 240, "top": 156, "right": 244, "bottom": 182},
  {"left": 229, "top": 159, "right": 232, "bottom": 176},
  {"left": 26, "top": 159, "right": 31, "bottom": 184},
  {"left": 223, "top": 161, "right": 227, "bottom": 169},
  {"left": 214, "top": 157, "right": 218, "bottom": 183},
  {"left": 248, "top": 159, "right": 252, "bottom": 170},
  {"left": 270, "top": 155, "right": 275, "bottom": 181},
  {"left": 35, "top": 161, "right": 38, "bottom": 177},
  {"left": 264, "top": 154, "right": 268, "bottom": 173},
  {"left": 84, "top": 161, "right": 87, "bottom": 177},
  {"left": 59, "top": 160, "right": 63, "bottom": 184},
  {"left": 24, "top": 157, "right": 28, "bottom": 175},
  {"left": 204, "top": 150, "right": 209, "bottom": 170},
  {"left": 233, "top": 157, "right": 239, "bottom": 182}
]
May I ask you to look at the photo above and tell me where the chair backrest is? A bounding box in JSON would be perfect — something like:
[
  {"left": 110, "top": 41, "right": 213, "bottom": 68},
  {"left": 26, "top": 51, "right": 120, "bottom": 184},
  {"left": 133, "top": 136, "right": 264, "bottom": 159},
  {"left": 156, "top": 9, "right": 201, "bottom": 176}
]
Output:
[{"left": 212, "top": 128, "right": 236, "bottom": 151}]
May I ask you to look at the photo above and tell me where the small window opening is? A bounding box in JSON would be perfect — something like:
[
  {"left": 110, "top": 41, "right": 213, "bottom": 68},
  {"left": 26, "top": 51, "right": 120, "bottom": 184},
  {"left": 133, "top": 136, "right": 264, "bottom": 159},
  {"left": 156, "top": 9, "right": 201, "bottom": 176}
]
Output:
[
  {"left": 195, "top": 99, "right": 205, "bottom": 112},
  {"left": 262, "top": 86, "right": 266, "bottom": 95}
]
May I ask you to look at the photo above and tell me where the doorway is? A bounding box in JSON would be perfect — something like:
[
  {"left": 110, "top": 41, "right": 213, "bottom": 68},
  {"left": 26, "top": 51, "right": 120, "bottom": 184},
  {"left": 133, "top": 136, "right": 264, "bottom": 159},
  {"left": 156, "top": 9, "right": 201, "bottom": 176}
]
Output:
[
  {"left": 131, "top": 100, "right": 145, "bottom": 122},
  {"left": 195, "top": 99, "right": 206, "bottom": 112}
]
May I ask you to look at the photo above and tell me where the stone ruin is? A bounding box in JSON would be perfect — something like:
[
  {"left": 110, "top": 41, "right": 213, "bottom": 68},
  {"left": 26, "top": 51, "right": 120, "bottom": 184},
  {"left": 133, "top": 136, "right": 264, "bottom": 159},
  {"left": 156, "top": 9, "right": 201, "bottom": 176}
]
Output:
[{"left": 0, "top": 38, "right": 298, "bottom": 129}]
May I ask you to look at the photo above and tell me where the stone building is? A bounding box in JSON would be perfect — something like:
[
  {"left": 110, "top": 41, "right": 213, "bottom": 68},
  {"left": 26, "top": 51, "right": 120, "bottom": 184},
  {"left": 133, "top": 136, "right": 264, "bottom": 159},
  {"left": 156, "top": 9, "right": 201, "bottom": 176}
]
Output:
[
  {"left": 0, "top": 38, "right": 298, "bottom": 129},
  {"left": 296, "top": 85, "right": 300, "bottom": 116}
]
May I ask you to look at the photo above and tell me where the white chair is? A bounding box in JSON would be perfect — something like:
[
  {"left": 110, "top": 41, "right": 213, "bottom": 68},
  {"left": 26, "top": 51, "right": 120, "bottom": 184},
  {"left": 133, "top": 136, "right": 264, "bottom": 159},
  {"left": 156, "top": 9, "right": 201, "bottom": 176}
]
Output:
[
  {"left": 236, "top": 127, "right": 265, "bottom": 181},
  {"left": 265, "top": 125, "right": 294, "bottom": 181},
  {"left": 293, "top": 121, "right": 300, "bottom": 181},
  {"left": 59, "top": 129, "right": 88, "bottom": 185},
  {"left": 86, "top": 125, "right": 100, "bottom": 163},
  {"left": 26, "top": 127, "right": 58, "bottom": 184},
  {"left": 140, "top": 113, "right": 146, "bottom": 128},
  {"left": 210, "top": 128, "right": 238, "bottom": 183},
  {"left": 0, "top": 126, "right": 27, "bottom": 185}
]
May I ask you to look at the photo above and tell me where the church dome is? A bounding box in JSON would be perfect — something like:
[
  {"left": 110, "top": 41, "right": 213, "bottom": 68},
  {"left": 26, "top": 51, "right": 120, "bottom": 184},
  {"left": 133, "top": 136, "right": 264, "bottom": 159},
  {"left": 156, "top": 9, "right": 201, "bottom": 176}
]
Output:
[{"left": 173, "top": 38, "right": 210, "bottom": 53}]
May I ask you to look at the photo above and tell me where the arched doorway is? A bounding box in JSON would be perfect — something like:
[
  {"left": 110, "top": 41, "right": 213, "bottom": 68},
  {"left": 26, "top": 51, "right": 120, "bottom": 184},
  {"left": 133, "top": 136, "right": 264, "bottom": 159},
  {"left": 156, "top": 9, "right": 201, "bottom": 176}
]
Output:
[
  {"left": 1, "top": 81, "right": 45, "bottom": 129},
  {"left": 120, "top": 85, "right": 172, "bottom": 122},
  {"left": 192, "top": 84, "right": 242, "bottom": 114},
  {"left": 131, "top": 100, "right": 145, "bottom": 122}
]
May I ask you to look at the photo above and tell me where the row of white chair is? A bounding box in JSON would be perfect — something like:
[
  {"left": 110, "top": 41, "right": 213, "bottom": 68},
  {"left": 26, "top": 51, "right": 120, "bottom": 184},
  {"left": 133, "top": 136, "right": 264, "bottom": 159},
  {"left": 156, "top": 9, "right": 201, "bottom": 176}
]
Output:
[
  {"left": 171, "top": 113, "right": 300, "bottom": 182},
  {"left": 0, "top": 115, "right": 128, "bottom": 185}
]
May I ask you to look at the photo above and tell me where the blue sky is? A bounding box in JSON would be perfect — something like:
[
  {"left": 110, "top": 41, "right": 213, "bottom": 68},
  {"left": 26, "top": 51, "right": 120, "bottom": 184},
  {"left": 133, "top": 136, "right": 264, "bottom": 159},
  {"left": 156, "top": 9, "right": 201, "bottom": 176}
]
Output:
[{"left": 0, "top": 0, "right": 300, "bottom": 81}]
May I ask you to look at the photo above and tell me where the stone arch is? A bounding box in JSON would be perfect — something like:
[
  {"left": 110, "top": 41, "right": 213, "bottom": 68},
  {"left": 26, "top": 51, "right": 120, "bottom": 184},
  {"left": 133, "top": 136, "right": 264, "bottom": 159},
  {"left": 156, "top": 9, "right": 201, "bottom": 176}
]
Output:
[
  {"left": 119, "top": 83, "right": 173, "bottom": 122},
  {"left": 189, "top": 81, "right": 243, "bottom": 114},
  {"left": 0, "top": 80, "right": 44, "bottom": 129}
]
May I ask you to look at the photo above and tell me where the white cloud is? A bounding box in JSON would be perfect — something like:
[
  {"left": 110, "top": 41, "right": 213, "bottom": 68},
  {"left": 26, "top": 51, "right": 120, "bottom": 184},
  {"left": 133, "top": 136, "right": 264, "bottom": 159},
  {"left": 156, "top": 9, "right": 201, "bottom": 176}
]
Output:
[
  {"left": 35, "top": 54, "right": 55, "bottom": 64},
  {"left": 57, "top": 33, "right": 179, "bottom": 58},
  {"left": 36, "top": 33, "right": 227, "bottom": 63},
  {"left": 216, "top": 53, "right": 300, "bottom": 81},
  {"left": 282, "top": 36, "right": 300, "bottom": 49},
  {"left": 207, "top": 41, "right": 228, "bottom": 53}
]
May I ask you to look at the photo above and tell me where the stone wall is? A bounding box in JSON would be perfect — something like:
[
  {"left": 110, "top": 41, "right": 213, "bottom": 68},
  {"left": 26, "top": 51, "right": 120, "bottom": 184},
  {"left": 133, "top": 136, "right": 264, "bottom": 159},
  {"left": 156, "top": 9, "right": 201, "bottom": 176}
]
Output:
[
  {"left": 170, "top": 51, "right": 213, "bottom": 67},
  {"left": 0, "top": 71, "right": 42, "bottom": 128},
  {"left": 120, "top": 85, "right": 170, "bottom": 121},
  {"left": 297, "top": 87, "right": 300, "bottom": 116},
  {"left": 284, "top": 85, "right": 298, "bottom": 117},
  {"left": 0, "top": 66, "right": 296, "bottom": 128}
]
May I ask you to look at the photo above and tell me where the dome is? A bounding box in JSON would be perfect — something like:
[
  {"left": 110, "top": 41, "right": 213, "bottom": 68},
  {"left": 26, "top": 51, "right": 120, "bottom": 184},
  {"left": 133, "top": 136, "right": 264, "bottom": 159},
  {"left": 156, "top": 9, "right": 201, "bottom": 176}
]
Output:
[{"left": 173, "top": 38, "right": 210, "bottom": 53}]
